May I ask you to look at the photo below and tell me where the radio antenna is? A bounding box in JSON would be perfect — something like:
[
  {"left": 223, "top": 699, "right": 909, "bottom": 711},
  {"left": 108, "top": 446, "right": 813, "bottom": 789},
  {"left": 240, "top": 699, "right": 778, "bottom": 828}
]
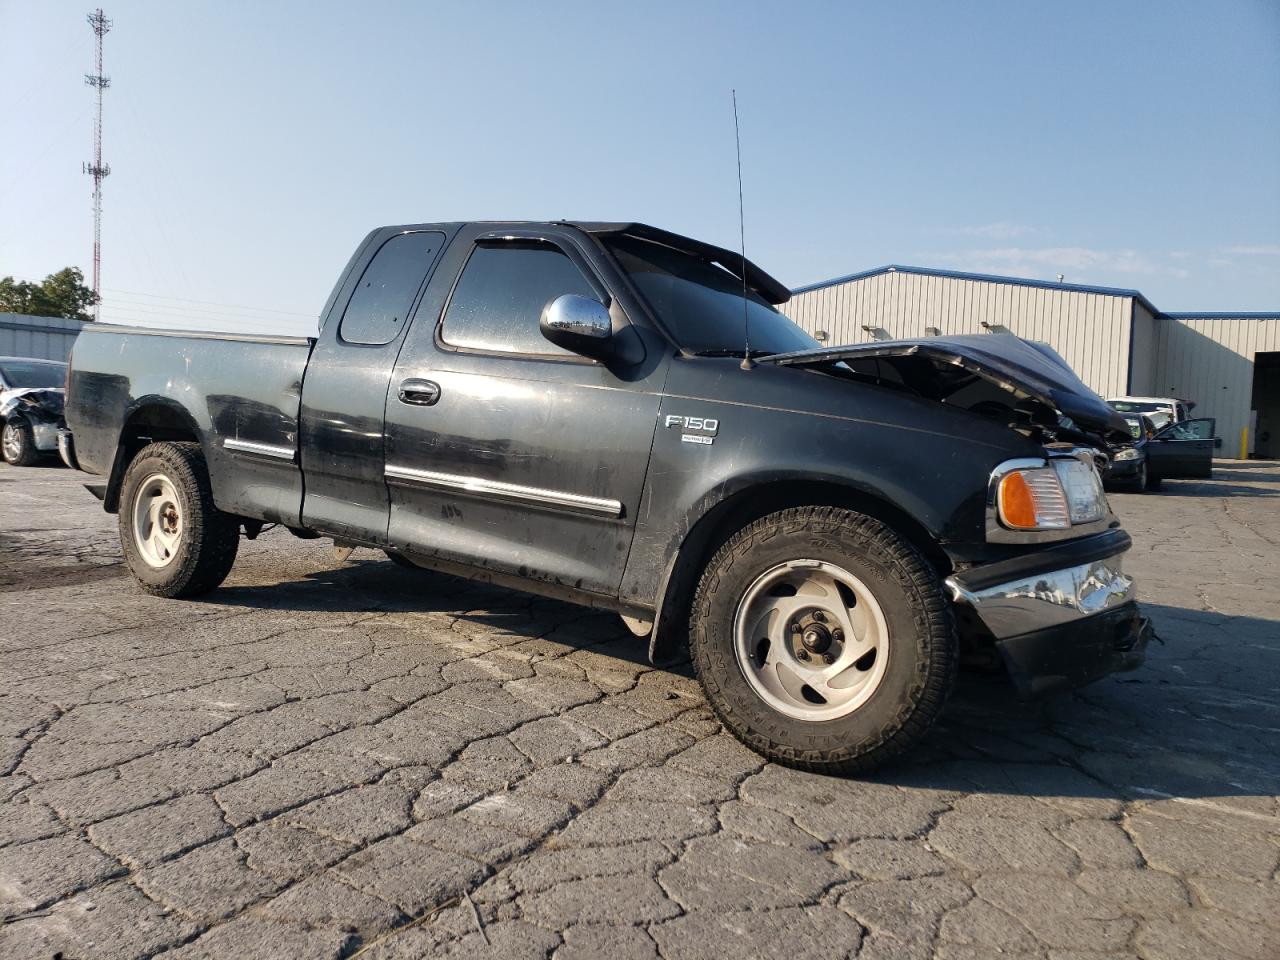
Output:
[{"left": 732, "top": 89, "right": 754, "bottom": 370}]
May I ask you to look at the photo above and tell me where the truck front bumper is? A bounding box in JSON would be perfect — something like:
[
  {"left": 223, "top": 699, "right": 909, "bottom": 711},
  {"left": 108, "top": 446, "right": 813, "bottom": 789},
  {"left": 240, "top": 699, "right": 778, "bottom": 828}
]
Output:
[{"left": 946, "top": 529, "right": 1150, "bottom": 697}]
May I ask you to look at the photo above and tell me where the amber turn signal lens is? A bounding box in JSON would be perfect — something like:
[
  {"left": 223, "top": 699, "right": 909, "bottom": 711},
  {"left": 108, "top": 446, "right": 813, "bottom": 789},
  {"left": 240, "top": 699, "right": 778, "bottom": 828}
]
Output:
[{"left": 998, "top": 471, "right": 1039, "bottom": 529}]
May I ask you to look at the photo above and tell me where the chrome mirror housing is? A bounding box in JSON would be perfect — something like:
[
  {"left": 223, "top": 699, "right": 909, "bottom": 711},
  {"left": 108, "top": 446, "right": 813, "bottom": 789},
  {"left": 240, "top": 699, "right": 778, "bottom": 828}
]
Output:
[{"left": 540, "top": 294, "right": 615, "bottom": 360}]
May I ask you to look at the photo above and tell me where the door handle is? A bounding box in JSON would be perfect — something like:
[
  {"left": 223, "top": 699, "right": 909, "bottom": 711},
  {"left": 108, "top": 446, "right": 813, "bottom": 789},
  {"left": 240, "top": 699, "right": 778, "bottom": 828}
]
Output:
[{"left": 398, "top": 378, "right": 441, "bottom": 406}]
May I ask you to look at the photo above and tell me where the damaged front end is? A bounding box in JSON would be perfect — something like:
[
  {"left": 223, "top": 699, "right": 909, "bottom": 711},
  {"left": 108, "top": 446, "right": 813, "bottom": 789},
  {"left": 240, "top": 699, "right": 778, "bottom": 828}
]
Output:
[
  {"left": 762, "top": 334, "right": 1151, "bottom": 696},
  {"left": 1, "top": 388, "right": 67, "bottom": 453},
  {"left": 760, "top": 334, "right": 1133, "bottom": 454}
]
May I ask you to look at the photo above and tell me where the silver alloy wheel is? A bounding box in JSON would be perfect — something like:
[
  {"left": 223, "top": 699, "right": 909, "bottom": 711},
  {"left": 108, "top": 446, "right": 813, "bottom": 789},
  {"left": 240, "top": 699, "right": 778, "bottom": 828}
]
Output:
[
  {"left": 733, "top": 559, "right": 891, "bottom": 721},
  {"left": 132, "top": 472, "right": 183, "bottom": 568},
  {"left": 2, "top": 423, "right": 21, "bottom": 462}
]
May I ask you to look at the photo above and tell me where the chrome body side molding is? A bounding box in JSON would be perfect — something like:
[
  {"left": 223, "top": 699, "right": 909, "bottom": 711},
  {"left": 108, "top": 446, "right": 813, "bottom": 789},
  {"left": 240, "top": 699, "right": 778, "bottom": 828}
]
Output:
[
  {"left": 384, "top": 465, "right": 623, "bottom": 519},
  {"left": 223, "top": 438, "right": 297, "bottom": 461}
]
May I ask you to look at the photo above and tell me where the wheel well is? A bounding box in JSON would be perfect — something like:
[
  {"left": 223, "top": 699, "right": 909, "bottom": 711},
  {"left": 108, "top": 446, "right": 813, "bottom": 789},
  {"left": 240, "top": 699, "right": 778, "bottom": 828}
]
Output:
[
  {"left": 649, "top": 480, "right": 953, "bottom": 663},
  {"left": 104, "top": 404, "right": 202, "bottom": 513}
]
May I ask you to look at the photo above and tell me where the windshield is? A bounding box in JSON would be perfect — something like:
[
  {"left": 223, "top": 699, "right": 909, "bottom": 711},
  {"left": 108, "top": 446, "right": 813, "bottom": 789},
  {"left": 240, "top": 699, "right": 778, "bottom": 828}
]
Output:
[
  {"left": 0, "top": 361, "right": 65, "bottom": 389},
  {"left": 604, "top": 236, "right": 817, "bottom": 356},
  {"left": 1110, "top": 400, "right": 1168, "bottom": 415}
]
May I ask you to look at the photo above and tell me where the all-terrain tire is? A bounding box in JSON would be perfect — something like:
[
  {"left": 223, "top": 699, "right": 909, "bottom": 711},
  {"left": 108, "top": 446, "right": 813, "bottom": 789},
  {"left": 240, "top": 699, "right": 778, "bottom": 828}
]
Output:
[
  {"left": 2, "top": 419, "right": 40, "bottom": 466},
  {"left": 688, "top": 506, "right": 957, "bottom": 774},
  {"left": 118, "top": 441, "right": 240, "bottom": 598}
]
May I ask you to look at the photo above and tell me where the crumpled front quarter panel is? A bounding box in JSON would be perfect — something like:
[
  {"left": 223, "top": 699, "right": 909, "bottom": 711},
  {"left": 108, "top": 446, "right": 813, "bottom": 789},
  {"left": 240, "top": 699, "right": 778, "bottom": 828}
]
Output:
[{"left": 618, "top": 357, "right": 1038, "bottom": 608}]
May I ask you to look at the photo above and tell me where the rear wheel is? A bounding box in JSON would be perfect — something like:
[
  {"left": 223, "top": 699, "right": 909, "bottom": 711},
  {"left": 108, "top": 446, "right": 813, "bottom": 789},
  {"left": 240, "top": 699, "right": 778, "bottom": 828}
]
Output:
[
  {"left": 2, "top": 419, "right": 39, "bottom": 466},
  {"left": 689, "top": 506, "right": 957, "bottom": 774},
  {"left": 118, "top": 442, "right": 240, "bottom": 597}
]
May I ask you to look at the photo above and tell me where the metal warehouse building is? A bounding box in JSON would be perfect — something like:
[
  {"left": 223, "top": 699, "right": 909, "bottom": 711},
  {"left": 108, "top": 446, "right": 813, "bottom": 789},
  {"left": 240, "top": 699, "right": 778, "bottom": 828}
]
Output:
[
  {"left": 0, "top": 312, "right": 85, "bottom": 362},
  {"left": 782, "top": 265, "right": 1280, "bottom": 459}
]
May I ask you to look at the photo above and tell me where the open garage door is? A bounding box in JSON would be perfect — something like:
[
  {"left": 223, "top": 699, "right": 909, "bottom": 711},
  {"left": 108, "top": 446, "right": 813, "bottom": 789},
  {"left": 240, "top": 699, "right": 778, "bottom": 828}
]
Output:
[{"left": 1252, "top": 352, "right": 1280, "bottom": 459}]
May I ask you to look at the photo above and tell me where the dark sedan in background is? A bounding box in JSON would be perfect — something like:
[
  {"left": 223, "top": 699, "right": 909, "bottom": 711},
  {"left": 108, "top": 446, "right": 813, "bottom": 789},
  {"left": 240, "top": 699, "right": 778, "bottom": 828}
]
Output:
[{"left": 1106, "top": 411, "right": 1217, "bottom": 492}]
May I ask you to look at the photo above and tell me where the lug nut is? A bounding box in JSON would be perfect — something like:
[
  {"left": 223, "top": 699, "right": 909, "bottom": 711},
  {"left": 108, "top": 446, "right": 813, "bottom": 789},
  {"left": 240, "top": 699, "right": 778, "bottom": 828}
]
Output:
[
  {"left": 790, "top": 622, "right": 802, "bottom": 634},
  {"left": 832, "top": 628, "right": 844, "bottom": 643},
  {"left": 812, "top": 610, "right": 826, "bottom": 623},
  {"left": 796, "top": 649, "right": 810, "bottom": 661},
  {"left": 823, "top": 653, "right": 835, "bottom": 665}
]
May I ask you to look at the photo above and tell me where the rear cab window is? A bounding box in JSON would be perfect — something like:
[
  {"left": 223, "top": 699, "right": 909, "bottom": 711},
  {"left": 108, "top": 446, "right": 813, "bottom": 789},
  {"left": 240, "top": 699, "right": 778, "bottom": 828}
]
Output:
[{"left": 339, "top": 232, "right": 443, "bottom": 345}]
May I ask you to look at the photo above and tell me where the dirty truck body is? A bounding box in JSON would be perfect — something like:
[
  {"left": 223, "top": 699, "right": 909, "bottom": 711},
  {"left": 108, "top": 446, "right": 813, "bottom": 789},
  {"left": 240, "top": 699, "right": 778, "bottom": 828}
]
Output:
[{"left": 65, "top": 221, "right": 1151, "bottom": 771}]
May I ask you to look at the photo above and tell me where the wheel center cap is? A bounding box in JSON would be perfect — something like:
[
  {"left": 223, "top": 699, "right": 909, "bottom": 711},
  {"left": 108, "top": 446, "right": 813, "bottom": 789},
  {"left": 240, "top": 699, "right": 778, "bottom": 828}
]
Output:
[{"left": 801, "top": 623, "right": 832, "bottom": 654}]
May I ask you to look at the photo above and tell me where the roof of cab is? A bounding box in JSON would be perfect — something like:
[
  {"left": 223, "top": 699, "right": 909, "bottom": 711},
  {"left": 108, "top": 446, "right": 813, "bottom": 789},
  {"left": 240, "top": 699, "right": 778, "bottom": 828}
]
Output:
[{"left": 377, "top": 221, "right": 791, "bottom": 305}]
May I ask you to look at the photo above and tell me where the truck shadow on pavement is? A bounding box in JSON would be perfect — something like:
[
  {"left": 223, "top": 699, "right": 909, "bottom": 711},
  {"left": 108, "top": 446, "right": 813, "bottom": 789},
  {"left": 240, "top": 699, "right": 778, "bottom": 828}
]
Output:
[
  {"left": 883, "top": 599, "right": 1280, "bottom": 804},
  {"left": 209, "top": 555, "right": 1279, "bottom": 802}
]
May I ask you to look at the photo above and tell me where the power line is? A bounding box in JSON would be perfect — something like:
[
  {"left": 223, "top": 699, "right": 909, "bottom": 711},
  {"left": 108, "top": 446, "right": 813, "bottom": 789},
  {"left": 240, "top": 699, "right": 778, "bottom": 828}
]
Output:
[
  {"left": 97, "top": 302, "right": 313, "bottom": 331},
  {"left": 4, "top": 272, "right": 316, "bottom": 322},
  {"left": 101, "top": 288, "right": 315, "bottom": 317}
]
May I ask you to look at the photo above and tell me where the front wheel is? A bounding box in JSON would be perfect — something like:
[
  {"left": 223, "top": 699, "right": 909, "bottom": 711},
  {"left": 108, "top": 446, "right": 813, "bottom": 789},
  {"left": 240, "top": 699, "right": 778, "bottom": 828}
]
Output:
[
  {"left": 1129, "top": 460, "right": 1149, "bottom": 493},
  {"left": 2, "top": 419, "right": 39, "bottom": 466},
  {"left": 118, "top": 442, "right": 240, "bottom": 598},
  {"left": 689, "top": 506, "right": 957, "bottom": 774}
]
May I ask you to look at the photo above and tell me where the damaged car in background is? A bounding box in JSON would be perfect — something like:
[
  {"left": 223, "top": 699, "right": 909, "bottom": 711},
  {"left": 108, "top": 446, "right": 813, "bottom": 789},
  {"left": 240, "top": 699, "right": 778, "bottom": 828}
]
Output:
[
  {"left": 64, "top": 220, "right": 1150, "bottom": 772},
  {"left": 1, "top": 357, "right": 67, "bottom": 467}
]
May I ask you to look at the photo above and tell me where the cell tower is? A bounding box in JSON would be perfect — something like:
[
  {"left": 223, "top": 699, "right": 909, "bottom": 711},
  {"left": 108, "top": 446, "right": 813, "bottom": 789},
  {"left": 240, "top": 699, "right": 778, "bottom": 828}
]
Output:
[{"left": 83, "top": 9, "right": 111, "bottom": 321}]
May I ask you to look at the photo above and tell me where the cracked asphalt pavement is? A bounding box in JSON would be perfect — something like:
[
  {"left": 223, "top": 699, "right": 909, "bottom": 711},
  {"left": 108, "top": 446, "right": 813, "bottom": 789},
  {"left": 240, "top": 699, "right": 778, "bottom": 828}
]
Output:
[{"left": 1, "top": 460, "right": 1278, "bottom": 959}]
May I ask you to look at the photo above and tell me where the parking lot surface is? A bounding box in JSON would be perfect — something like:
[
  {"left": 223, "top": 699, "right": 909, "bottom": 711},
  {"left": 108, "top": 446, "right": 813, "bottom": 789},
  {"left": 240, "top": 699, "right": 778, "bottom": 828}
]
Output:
[{"left": 1, "top": 461, "right": 1278, "bottom": 960}]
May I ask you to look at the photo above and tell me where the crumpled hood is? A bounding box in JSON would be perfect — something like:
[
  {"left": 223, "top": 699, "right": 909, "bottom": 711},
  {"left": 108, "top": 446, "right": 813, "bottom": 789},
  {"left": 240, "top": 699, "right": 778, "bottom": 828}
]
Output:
[
  {"left": 760, "top": 334, "right": 1131, "bottom": 441},
  {"left": 0, "top": 387, "right": 66, "bottom": 422}
]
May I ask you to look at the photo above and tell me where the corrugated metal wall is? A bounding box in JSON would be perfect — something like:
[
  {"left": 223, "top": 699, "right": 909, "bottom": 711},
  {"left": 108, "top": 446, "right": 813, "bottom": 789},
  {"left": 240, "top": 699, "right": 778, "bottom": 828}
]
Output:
[
  {"left": 1128, "top": 301, "right": 1158, "bottom": 396},
  {"left": 782, "top": 270, "right": 1135, "bottom": 398},
  {"left": 1152, "top": 315, "right": 1280, "bottom": 456},
  {"left": 0, "top": 313, "right": 85, "bottom": 361}
]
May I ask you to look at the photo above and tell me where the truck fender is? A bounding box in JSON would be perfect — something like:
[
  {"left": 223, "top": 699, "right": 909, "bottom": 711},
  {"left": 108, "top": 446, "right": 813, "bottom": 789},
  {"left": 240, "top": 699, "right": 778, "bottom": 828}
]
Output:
[
  {"left": 102, "top": 396, "right": 207, "bottom": 513},
  {"left": 645, "top": 473, "right": 951, "bottom": 663}
]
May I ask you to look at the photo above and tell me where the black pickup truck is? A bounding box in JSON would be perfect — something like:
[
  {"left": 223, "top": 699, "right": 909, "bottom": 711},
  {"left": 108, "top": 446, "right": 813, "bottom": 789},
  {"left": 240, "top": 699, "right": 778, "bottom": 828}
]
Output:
[{"left": 64, "top": 221, "right": 1150, "bottom": 772}]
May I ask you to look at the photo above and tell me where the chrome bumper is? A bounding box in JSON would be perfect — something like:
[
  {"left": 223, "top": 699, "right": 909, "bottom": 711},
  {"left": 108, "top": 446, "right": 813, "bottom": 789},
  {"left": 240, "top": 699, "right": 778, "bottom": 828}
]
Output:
[{"left": 945, "top": 556, "right": 1135, "bottom": 640}]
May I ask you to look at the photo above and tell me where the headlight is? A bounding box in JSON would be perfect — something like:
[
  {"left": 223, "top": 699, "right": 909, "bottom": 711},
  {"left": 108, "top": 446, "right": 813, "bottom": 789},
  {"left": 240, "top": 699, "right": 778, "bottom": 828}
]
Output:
[
  {"left": 1052, "top": 457, "right": 1107, "bottom": 523},
  {"left": 995, "top": 457, "right": 1107, "bottom": 531},
  {"left": 1113, "top": 447, "right": 1141, "bottom": 462}
]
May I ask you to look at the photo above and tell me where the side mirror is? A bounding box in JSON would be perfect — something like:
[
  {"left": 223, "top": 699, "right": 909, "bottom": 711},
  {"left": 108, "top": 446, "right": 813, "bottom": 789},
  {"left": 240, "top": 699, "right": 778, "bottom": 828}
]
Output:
[{"left": 540, "top": 294, "right": 615, "bottom": 361}]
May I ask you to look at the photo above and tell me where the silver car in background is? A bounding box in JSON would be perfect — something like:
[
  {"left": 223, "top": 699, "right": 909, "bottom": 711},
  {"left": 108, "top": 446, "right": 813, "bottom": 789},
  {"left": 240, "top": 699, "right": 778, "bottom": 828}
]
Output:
[{"left": 0, "top": 357, "right": 68, "bottom": 466}]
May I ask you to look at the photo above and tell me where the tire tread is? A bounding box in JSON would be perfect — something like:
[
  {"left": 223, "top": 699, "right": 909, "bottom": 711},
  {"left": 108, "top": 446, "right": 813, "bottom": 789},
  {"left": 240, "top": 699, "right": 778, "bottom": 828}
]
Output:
[
  {"left": 688, "top": 505, "right": 957, "bottom": 775},
  {"left": 118, "top": 441, "right": 239, "bottom": 598}
]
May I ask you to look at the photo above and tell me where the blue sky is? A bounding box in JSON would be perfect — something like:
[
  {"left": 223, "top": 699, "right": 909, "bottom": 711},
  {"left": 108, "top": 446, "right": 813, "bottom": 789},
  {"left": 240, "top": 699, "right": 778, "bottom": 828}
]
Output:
[{"left": 1, "top": 0, "right": 1277, "bottom": 336}]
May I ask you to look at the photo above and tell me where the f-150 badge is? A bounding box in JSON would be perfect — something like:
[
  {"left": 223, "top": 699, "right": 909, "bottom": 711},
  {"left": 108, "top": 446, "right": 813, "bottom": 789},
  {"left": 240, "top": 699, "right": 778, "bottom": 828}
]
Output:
[{"left": 665, "top": 414, "right": 719, "bottom": 445}]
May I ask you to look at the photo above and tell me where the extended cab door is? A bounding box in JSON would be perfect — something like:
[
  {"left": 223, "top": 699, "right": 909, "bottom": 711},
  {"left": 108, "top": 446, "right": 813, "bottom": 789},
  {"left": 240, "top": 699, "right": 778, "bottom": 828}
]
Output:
[
  {"left": 300, "top": 229, "right": 449, "bottom": 542},
  {"left": 1147, "top": 417, "right": 1216, "bottom": 479},
  {"left": 382, "top": 225, "right": 668, "bottom": 600}
]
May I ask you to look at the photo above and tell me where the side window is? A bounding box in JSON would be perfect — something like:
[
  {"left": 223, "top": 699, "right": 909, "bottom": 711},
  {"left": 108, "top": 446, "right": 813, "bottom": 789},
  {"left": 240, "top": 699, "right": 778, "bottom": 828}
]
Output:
[
  {"left": 441, "top": 244, "right": 598, "bottom": 356},
  {"left": 339, "top": 232, "right": 442, "bottom": 345},
  {"left": 1161, "top": 418, "right": 1214, "bottom": 441}
]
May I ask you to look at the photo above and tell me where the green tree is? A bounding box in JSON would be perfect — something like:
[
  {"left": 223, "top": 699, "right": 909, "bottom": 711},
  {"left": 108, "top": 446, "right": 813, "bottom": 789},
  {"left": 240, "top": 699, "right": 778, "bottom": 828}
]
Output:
[{"left": 0, "top": 267, "right": 99, "bottom": 322}]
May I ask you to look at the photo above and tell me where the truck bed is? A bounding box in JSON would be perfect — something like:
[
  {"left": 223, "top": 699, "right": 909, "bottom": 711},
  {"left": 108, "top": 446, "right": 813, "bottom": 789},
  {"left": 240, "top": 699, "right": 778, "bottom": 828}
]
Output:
[{"left": 66, "top": 324, "right": 314, "bottom": 526}]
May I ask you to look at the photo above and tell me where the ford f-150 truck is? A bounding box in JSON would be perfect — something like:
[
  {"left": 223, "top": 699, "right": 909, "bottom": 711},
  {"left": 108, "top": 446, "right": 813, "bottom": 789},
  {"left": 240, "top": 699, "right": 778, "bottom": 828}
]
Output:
[{"left": 64, "top": 220, "right": 1150, "bottom": 772}]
